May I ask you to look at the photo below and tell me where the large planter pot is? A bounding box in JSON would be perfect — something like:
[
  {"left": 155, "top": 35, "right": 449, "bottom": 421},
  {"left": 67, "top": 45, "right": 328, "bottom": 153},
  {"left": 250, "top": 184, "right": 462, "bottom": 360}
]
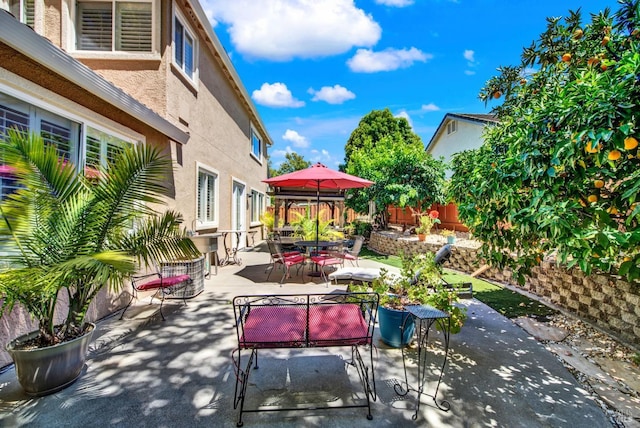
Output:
[
  {"left": 378, "top": 306, "right": 415, "bottom": 348},
  {"left": 6, "top": 323, "right": 95, "bottom": 396}
]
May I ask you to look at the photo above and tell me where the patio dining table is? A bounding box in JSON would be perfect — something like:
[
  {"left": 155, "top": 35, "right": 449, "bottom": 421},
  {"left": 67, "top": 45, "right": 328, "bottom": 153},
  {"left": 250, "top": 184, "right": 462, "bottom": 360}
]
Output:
[{"left": 295, "top": 240, "right": 342, "bottom": 277}]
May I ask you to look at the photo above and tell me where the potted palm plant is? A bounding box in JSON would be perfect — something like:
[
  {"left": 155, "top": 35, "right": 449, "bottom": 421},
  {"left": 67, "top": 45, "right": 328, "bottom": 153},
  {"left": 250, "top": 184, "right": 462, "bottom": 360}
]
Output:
[
  {"left": 290, "top": 208, "right": 344, "bottom": 241},
  {"left": 0, "top": 130, "right": 201, "bottom": 396},
  {"left": 351, "top": 252, "right": 467, "bottom": 347}
]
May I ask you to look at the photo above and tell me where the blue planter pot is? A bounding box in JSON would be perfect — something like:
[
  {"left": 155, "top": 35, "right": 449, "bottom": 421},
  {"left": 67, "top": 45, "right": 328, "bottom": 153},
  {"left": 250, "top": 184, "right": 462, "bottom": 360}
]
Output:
[{"left": 378, "top": 306, "right": 415, "bottom": 347}]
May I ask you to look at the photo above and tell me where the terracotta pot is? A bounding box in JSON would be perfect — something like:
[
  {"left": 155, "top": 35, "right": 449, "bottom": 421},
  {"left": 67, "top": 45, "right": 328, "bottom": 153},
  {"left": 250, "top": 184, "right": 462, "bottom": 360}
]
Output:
[
  {"left": 417, "top": 233, "right": 426, "bottom": 241},
  {"left": 6, "top": 323, "right": 95, "bottom": 396}
]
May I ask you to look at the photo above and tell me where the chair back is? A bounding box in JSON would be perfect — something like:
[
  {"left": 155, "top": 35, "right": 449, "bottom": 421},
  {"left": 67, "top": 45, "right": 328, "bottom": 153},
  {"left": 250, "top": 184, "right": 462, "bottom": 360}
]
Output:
[
  {"left": 266, "top": 239, "right": 281, "bottom": 258},
  {"left": 349, "top": 236, "right": 365, "bottom": 256},
  {"left": 434, "top": 244, "right": 452, "bottom": 266}
]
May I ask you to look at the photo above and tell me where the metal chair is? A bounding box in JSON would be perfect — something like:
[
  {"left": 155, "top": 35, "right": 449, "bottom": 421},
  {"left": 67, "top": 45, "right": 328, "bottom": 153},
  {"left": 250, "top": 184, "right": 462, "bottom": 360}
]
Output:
[
  {"left": 338, "top": 235, "right": 365, "bottom": 266},
  {"left": 120, "top": 263, "right": 192, "bottom": 320},
  {"left": 265, "top": 239, "right": 306, "bottom": 285}
]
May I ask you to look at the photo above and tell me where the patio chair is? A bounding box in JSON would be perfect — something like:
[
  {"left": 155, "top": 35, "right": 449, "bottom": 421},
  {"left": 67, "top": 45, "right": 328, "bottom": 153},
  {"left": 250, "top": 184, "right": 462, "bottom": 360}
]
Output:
[
  {"left": 265, "top": 239, "right": 306, "bottom": 285},
  {"left": 120, "top": 263, "right": 192, "bottom": 321},
  {"left": 336, "top": 235, "right": 365, "bottom": 266},
  {"left": 433, "top": 244, "right": 473, "bottom": 298}
]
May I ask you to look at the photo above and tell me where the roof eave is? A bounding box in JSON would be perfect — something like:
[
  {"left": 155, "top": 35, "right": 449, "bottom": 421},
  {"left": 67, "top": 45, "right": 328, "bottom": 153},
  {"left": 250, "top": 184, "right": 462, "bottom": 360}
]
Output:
[
  {"left": 185, "top": 0, "right": 274, "bottom": 146},
  {"left": 0, "top": 11, "right": 190, "bottom": 145}
]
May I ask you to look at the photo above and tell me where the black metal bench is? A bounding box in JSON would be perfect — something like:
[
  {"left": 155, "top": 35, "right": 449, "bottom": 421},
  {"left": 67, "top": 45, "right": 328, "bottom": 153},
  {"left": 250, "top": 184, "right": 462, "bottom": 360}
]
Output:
[{"left": 232, "top": 292, "right": 379, "bottom": 426}]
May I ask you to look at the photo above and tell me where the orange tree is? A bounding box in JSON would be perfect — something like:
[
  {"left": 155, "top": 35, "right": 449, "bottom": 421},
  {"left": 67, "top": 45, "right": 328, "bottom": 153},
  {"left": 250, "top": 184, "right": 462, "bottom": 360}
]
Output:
[{"left": 448, "top": 1, "right": 640, "bottom": 283}]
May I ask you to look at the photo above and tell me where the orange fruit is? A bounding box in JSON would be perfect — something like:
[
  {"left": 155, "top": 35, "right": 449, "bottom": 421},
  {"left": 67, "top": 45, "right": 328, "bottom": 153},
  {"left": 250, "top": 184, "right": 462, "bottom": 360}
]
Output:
[
  {"left": 493, "top": 91, "right": 502, "bottom": 99},
  {"left": 623, "top": 256, "right": 632, "bottom": 262},
  {"left": 573, "top": 29, "right": 583, "bottom": 39},
  {"left": 601, "top": 36, "right": 610, "bottom": 46},
  {"left": 520, "top": 79, "right": 527, "bottom": 85},
  {"left": 579, "top": 199, "right": 587, "bottom": 207},
  {"left": 587, "top": 195, "right": 598, "bottom": 203},
  {"left": 594, "top": 179, "right": 604, "bottom": 188},
  {"left": 601, "top": 63, "right": 608, "bottom": 71},
  {"left": 607, "top": 206, "right": 619, "bottom": 214},
  {"left": 585, "top": 141, "right": 600, "bottom": 153},
  {"left": 608, "top": 150, "right": 621, "bottom": 161},
  {"left": 624, "top": 136, "right": 638, "bottom": 150},
  {"left": 562, "top": 53, "right": 572, "bottom": 62}
]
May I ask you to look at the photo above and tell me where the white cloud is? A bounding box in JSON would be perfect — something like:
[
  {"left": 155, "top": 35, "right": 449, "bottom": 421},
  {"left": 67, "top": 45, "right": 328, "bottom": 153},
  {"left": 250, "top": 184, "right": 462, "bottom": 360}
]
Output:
[
  {"left": 347, "top": 47, "right": 432, "bottom": 73},
  {"left": 463, "top": 49, "right": 475, "bottom": 62},
  {"left": 396, "top": 111, "right": 413, "bottom": 128},
  {"left": 375, "top": 0, "right": 414, "bottom": 6},
  {"left": 421, "top": 103, "right": 440, "bottom": 112},
  {"left": 282, "top": 129, "right": 310, "bottom": 148},
  {"left": 271, "top": 146, "right": 295, "bottom": 158},
  {"left": 252, "top": 82, "right": 304, "bottom": 108},
  {"left": 464, "top": 70, "right": 476, "bottom": 76},
  {"left": 308, "top": 85, "right": 356, "bottom": 104},
  {"left": 204, "top": 0, "right": 381, "bottom": 61}
]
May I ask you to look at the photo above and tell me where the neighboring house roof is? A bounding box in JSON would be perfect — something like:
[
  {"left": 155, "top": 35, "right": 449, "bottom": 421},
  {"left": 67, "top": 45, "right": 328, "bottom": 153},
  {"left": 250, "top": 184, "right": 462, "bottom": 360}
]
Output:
[
  {"left": 425, "top": 113, "right": 498, "bottom": 152},
  {"left": 0, "top": 10, "right": 190, "bottom": 145},
  {"left": 184, "top": 0, "right": 273, "bottom": 146}
]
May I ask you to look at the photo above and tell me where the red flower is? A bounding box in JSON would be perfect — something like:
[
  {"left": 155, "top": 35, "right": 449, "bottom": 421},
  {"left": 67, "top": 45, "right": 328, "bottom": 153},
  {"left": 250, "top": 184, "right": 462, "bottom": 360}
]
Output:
[{"left": 429, "top": 210, "right": 439, "bottom": 219}]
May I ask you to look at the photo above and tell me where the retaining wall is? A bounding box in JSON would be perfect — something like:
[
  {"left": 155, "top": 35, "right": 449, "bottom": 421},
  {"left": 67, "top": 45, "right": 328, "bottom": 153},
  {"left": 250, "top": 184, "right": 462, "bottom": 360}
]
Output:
[{"left": 369, "top": 231, "right": 640, "bottom": 347}]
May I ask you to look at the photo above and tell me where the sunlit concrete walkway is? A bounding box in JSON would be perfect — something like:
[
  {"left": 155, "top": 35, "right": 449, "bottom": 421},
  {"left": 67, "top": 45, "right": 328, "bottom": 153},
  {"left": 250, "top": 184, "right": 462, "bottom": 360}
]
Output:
[{"left": 0, "top": 243, "right": 612, "bottom": 427}]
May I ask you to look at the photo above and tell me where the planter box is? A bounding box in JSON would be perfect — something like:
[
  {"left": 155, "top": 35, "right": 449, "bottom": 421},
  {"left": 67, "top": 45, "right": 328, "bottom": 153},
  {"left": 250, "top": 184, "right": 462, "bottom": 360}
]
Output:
[{"left": 160, "top": 256, "right": 205, "bottom": 299}]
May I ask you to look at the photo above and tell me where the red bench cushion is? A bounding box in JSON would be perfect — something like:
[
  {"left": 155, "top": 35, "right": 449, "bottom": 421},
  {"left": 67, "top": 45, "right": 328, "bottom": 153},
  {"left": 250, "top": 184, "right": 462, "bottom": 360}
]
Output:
[
  {"left": 309, "top": 304, "right": 370, "bottom": 346},
  {"left": 137, "top": 274, "right": 191, "bottom": 291},
  {"left": 240, "top": 306, "right": 306, "bottom": 348}
]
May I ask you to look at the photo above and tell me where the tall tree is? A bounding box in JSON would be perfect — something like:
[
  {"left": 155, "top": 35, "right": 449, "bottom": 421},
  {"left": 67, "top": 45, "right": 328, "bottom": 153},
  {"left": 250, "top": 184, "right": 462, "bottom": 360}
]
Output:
[
  {"left": 346, "top": 135, "right": 445, "bottom": 228},
  {"left": 343, "top": 108, "right": 423, "bottom": 167},
  {"left": 449, "top": 2, "right": 640, "bottom": 282},
  {"left": 274, "top": 152, "right": 311, "bottom": 176}
]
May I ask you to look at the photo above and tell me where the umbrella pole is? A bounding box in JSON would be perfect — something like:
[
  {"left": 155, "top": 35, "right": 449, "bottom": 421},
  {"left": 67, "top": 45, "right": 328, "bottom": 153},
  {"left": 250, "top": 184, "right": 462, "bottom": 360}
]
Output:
[{"left": 315, "top": 181, "right": 320, "bottom": 253}]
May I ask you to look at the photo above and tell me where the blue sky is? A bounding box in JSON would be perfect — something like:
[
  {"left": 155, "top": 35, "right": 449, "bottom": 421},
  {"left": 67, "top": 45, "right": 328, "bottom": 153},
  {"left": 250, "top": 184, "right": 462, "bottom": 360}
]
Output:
[{"left": 201, "top": 0, "right": 613, "bottom": 169}]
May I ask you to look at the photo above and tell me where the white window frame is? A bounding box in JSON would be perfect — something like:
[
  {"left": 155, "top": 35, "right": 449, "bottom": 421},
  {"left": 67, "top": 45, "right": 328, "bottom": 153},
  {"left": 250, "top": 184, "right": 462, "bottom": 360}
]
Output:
[
  {"left": 195, "top": 162, "right": 219, "bottom": 229},
  {"left": 70, "top": 0, "right": 160, "bottom": 58},
  {"left": 249, "top": 189, "right": 264, "bottom": 226},
  {"left": 250, "top": 126, "right": 263, "bottom": 162},
  {"left": 4, "top": 0, "right": 34, "bottom": 27},
  {"left": 171, "top": 5, "right": 198, "bottom": 85},
  {"left": 0, "top": 85, "right": 140, "bottom": 198}
]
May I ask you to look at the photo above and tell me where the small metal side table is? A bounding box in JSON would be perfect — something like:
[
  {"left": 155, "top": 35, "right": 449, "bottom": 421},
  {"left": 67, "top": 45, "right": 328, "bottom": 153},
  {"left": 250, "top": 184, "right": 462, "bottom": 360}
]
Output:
[{"left": 394, "top": 304, "right": 451, "bottom": 420}]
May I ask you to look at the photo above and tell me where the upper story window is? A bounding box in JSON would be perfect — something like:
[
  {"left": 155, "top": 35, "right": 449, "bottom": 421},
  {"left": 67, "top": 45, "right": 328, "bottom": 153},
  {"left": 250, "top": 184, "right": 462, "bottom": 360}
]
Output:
[
  {"left": 76, "top": 0, "right": 154, "bottom": 53},
  {"left": 446, "top": 120, "right": 457, "bottom": 135},
  {"left": 197, "top": 166, "right": 218, "bottom": 228},
  {"left": 7, "top": 0, "right": 34, "bottom": 27},
  {"left": 250, "top": 128, "right": 262, "bottom": 161},
  {"left": 173, "top": 8, "right": 197, "bottom": 82}
]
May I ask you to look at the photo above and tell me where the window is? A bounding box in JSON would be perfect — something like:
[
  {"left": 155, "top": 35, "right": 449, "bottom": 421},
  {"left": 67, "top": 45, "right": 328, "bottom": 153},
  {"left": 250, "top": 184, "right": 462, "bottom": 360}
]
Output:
[
  {"left": 251, "top": 128, "right": 262, "bottom": 160},
  {"left": 86, "top": 127, "right": 128, "bottom": 170},
  {"left": 0, "top": 91, "right": 134, "bottom": 198},
  {"left": 446, "top": 120, "right": 457, "bottom": 135},
  {"left": 173, "top": 11, "right": 196, "bottom": 81},
  {"left": 76, "top": 0, "right": 153, "bottom": 53},
  {"left": 8, "top": 0, "right": 34, "bottom": 27},
  {"left": 197, "top": 167, "right": 218, "bottom": 227},
  {"left": 250, "top": 190, "right": 264, "bottom": 224}
]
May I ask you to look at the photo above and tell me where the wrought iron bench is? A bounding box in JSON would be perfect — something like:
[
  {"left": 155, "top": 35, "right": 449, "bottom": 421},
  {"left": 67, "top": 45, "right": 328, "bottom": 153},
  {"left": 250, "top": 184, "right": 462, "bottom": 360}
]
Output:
[{"left": 232, "top": 292, "right": 379, "bottom": 427}]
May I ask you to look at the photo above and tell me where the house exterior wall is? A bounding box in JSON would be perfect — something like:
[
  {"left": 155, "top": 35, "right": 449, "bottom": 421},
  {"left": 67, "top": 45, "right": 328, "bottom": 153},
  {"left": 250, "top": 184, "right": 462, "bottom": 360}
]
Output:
[
  {"left": 428, "top": 119, "right": 486, "bottom": 178},
  {"left": 0, "top": 0, "right": 271, "bottom": 367}
]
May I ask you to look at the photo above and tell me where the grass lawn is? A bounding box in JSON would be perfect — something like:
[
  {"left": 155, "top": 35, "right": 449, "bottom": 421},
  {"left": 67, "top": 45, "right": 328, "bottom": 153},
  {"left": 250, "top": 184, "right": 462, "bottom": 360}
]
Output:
[{"left": 359, "top": 248, "right": 555, "bottom": 319}]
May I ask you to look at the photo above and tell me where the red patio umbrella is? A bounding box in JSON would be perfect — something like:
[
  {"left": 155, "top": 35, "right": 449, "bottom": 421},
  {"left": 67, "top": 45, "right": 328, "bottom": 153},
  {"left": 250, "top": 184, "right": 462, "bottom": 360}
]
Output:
[{"left": 263, "top": 162, "right": 373, "bottom": 249}]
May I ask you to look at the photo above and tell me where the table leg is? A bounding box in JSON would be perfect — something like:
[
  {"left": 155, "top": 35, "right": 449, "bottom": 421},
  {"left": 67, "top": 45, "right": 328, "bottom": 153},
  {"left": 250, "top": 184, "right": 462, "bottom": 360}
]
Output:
[{"left": 394, "top": 315, "right": 451, "bottom": 420}]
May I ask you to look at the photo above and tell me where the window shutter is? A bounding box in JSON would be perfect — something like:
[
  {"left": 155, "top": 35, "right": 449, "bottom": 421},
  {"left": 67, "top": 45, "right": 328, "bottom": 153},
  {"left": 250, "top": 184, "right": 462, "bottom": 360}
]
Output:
[
  {"left": 116, "top": 2, "right": 152, "bottom": 52},
  {"left": 77, "top": 2, "right": 113, "bottom": 51},
  {"left": 174, "top": 17, "right": 184, "bottom": 67},
  {"left": 85, "top": 134, "right": 101, "bottom": 169},
  {"left": 40, "top": 120, "right": 72, "bottom": 161}
]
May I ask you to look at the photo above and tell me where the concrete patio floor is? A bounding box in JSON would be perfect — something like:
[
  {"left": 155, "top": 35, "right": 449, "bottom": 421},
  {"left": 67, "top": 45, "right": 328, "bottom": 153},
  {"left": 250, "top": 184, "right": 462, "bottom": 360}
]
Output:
[{"left": 0, "top": 243, "right": 614, "bottom": 427}]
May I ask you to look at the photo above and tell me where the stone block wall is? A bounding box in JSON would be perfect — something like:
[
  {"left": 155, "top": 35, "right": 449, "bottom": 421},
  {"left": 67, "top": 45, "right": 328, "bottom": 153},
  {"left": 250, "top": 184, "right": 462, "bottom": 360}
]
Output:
[{"left": 369, "top": 231, "right": 640, "bottom": 347}]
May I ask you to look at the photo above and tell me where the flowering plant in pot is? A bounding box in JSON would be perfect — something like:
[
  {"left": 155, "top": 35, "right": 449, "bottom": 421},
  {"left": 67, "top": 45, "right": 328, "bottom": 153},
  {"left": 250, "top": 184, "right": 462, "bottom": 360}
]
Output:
[
  {"left": 441, "top": 229, "right": 456, "bottom": 244},
  {"left": 0, "top": 131, "right": 201, "bottom": 395},
  {"left": 351, "top": 252, "right": 467, "bottom": 347},
  {"left": 415, "top": 210, "right": 441, "bottom": 241}
]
